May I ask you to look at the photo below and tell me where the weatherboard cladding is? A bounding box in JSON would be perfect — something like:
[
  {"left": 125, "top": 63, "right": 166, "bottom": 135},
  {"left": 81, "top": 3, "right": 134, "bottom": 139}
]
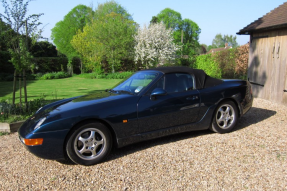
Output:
[{"left": 237, "top": 2, "right": 287, "bottom": 34}]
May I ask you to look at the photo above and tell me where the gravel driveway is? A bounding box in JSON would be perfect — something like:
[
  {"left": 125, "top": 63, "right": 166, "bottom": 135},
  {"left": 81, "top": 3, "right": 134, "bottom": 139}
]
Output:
[{"left": 0, "top": 98, "right": 286, "bottom": 190}]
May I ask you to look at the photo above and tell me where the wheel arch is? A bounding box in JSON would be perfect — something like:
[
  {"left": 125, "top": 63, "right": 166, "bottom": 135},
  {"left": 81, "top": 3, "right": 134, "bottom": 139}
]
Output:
[
  {"left": 216, "top": 98, "right": 241, "bottom": 116},
  {"left": 209, "top": 98, "right": 240, "bottom": 133},
  {"left": 63, "top": 118, "right": 118, "bottom": 158},
  {"left": 211, "top": 97, "right": 241, "bottom": 127}
]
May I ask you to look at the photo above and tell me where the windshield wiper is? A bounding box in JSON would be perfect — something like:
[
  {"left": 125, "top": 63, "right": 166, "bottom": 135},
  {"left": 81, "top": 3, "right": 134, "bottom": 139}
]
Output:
[
  {"left": 115, "top": 90, "right": 134, "bottom": 95},
  {"left": 106, "top": 89, "right": 116, "bottom": 93},
  {"left": 106, "top": 89, "right": 133, "bottom": 95}
]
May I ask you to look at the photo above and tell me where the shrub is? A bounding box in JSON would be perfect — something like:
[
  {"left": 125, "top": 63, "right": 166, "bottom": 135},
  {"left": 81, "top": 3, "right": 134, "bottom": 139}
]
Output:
[
  {"left": 0, "top": 98, "right": 48, "bottom": 123},
  {"left": 38, "top": 72, "right": 71, "bottom": 80},
  {"left": 105, "top": 71, "right": 133, "bottom": 79},
  {"left": 235, "top": 44, "right": 249, "bottom": 79},
  {"left": 32, "top": 57, "right": 68, "bottom": 73},
  {"left": 0, "top": 73, "right": 14, "bottom": 81},
  {"left": 195, "top": 44, "right": 249, "bottom": 79},
  {"left": 41, "top": 73, "right": 54, "bottom": 80},
  {"left": 76, "top": 71, "right": 133, "bottom": 79},
  {"left": 76, "top": 73, "right": 103, "bottom": 79},
  {"left": 33, "top": 73, "right": 43, "bottom": 79},
  {"left": 213, "top": 49, "right": 237, "bottom": 79},
  {"left": 0, "top": 51, "right": 13, "bottom": 73},
  {"left": 195, "top": 54, "right": 222, "bottom": 78}
]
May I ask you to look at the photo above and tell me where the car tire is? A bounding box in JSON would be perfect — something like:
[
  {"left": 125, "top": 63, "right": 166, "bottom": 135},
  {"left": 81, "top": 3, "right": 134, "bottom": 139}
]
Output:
[
  {"left": 210, "top": 101, "right": 238, "bottom": 134},
  {"left": 66, "top": 122, "right": 112, "bottom": 166}
]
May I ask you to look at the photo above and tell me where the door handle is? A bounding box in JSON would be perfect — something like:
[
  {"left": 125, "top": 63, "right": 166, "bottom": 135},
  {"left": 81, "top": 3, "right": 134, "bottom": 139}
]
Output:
[{"left": 186, "top": 96, "right": 198, "bottom": 100}]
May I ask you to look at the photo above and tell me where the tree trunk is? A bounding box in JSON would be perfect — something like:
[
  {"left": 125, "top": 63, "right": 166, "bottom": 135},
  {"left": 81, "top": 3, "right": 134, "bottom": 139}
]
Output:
[
  {"left": 181, "top": 29, "right": 183, "bottom": 57},
  {"left": 12, "top": 70, "right": 17, "bottom": 105},
  {"left": 19, "top": 72, "right": 22, "bottom": 107},
  {"left": 23, "top": 70, "right": 27, "bottom": 107},
  {"left": 111, "top": 50, "right": 115, "bottom": 73},
  {"left": 80, "top": 59, "right": 83, "bottom": 74},
  {"left": 112, "top": 63, "right": 115, "bottom": 73},
  {"left": 24, "top": 20, "right": 28, "bottom": 109}
]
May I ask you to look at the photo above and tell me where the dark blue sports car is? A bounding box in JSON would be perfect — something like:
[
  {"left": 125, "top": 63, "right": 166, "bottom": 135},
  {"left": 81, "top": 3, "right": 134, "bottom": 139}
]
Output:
[{"left": 18, "top": 67, "right": 253, "bottom": 165}]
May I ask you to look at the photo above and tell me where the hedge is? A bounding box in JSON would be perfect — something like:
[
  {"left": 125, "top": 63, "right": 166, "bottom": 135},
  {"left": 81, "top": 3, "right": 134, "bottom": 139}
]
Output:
[{"left": 195, "top": 44, "right": 249, "bottom": 79}]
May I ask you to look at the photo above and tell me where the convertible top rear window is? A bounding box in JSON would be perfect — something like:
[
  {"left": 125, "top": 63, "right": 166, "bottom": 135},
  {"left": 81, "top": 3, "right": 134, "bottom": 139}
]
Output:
[{"left": 147, "top": 66, "right": 223, "bottom": 89}]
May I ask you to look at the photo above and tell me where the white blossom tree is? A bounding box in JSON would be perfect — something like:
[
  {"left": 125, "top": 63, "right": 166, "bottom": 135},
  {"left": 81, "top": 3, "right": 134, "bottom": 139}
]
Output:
[{"left": 134, "top": 22, "right": 180, "bottom": 68}]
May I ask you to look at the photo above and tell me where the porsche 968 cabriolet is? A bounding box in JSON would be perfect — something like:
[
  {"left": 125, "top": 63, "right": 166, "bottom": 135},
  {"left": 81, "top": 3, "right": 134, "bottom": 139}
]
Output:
[{"left": 18, "top": 66, "right": 253, "bottom": 165}]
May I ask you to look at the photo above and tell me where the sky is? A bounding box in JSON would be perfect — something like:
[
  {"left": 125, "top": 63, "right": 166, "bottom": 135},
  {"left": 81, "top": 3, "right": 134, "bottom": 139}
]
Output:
[{"left": 2, "top": 0, "right": 286, "bottom": 46}]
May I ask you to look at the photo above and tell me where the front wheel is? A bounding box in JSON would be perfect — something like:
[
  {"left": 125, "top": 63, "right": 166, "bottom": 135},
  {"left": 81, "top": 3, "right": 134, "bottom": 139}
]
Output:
[
  {"left": 66, "top": 122, "right": 112, "bottom": 166},
  {"left": 210, "top": 101, "right": 238, "bottom": 134}
]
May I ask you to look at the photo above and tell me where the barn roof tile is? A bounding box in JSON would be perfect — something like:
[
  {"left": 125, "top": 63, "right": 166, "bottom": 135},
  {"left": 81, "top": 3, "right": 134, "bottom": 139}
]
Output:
[{"left": 237, "top": 2, "right": 287, "bottom": 34}]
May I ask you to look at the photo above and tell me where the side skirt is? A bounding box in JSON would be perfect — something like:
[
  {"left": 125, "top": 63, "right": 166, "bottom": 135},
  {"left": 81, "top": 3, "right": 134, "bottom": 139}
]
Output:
[{"left": 117, "top": 105, "right": 215, "bottom": 148}]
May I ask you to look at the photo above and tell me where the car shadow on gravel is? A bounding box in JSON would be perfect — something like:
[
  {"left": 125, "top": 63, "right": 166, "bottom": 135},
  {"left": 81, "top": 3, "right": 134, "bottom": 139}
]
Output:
[
  {"left": 234, "top": 106, "right": 276, "bottom": 131},
  {"left": 105, "top": 106, "right": 276, "bottom": 163},
  {"left": 106, "top": 129, "right": 213, "bottom": 163},
  {"left": 56, "top": 106, "right": 276, "bottom": 165}
]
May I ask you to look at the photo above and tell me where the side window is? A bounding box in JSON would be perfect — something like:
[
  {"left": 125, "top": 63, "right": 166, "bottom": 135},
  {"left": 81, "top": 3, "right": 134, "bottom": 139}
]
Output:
[
  {"left": 146, "top": 77, "right": 164, "bottom": 94},
  {"left": 165, "top": 73, "right": 194, "bottom": 93}
]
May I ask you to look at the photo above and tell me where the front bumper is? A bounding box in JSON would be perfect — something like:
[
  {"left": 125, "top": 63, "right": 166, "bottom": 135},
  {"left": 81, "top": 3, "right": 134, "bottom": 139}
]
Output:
[{"left": 18, "top": 128, "right": 70, "bottom": 160}]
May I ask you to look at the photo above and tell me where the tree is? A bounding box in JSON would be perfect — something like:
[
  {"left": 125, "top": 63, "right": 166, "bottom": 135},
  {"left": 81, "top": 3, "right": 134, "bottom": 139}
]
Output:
[
  {"left": 0, "top": 18, "right": 14, "bottom": 73},
  {"left": 134, "top": 22, "right": 180, "bottom": 68},
  {"left": 71, "top": 24, "right": 105, "bottom": 72},
  {"left": 150, "top": 16, "right": 159, "bottom": 24},
  {"left": 51, "top": 5, "right": 93, "bottom": 74},
  {"left": 180, "top": 18, "right": 201, "bottom": 56},
  {"left": 94, "top": 0, "right": 132, "bottom": 20},
  {"left": 211, "top": 34, "right": 239, "bottom": 48},
  {"left": 0, "top": 18, "right": 13, "bottom": 51},
  {"left": 153, "top": 8, "right": 201, "bottom": 57},
  {"left": 72, "top": 1, "right": 136, "bottom": 73},
  {"left": 156, "top": 8, "right": 182, "bottom": 30},
  {"left": 0, "top": 0, "right": 43, "bottom": 105},
  {"left": 92, "top": 12, "right": 137, "bottom": 73},
  {"left": 30, "top": 41, "right": 57, "bottom": 57},
  {"left": 198, "top": 44, "right": 207, "bottom": 55},
  {"left": 207, "top": 44, "right": 217, "bottom": 52}
]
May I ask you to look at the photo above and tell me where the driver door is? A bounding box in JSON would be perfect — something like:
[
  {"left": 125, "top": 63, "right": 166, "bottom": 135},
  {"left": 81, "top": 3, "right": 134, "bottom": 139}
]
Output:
[{"left": 137, "top": 73, "right": 200, "bottom": 133}]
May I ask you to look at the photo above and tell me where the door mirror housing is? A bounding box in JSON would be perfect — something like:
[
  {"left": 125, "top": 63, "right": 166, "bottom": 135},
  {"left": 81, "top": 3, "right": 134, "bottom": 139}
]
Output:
[{"left": 150, "top": 88, "right": 167, "bottom": 100}]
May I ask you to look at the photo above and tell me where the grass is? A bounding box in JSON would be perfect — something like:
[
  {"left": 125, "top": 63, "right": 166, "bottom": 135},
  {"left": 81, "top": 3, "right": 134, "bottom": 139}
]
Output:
[
  {"left": 0, "top": 76, "right": 122, "bottom": 103},
  {"left": 0, "top": 132, "right": 9, "bottom": 136}
]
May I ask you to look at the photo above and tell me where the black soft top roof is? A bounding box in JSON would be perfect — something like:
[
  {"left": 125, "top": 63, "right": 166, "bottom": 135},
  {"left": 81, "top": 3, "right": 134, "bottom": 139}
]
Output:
[{"left": 146, "top": 66, "right": 222, "bottom": 89}]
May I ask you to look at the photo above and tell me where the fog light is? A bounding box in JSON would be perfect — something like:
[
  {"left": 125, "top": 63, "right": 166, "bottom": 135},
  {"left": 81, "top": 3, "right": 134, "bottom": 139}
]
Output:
[{"left": 24, "top": 138, "right": 43, "bottom": 146}]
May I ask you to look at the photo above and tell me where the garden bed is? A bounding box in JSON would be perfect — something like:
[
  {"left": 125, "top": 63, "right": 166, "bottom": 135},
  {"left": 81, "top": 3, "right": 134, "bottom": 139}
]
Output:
[{"left": 0, "top": 120, "right": 24, "bottom": 133}]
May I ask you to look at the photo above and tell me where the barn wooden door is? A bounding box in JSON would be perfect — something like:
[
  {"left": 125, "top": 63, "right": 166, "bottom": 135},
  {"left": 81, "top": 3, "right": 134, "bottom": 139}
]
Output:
[
  {"left": 248, "top": 33, "right": 269, "bottom": 98},
  {"left": 273, "top": 30, "right": 287, "bottom": 105},
  {"left": 277, "top": 30, "right": 287, "bottom": 105},
  {"left": 249, "top": 29, "right": 287, "bottom": 105}
]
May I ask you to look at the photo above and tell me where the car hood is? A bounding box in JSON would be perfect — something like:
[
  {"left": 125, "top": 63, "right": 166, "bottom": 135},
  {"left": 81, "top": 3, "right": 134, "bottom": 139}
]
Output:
[
  {"left": 20, "top": 90, "right": 136, "bottom": 135},
  {"left": 32, "top": 90, "right": 134, "bottom": 122}
]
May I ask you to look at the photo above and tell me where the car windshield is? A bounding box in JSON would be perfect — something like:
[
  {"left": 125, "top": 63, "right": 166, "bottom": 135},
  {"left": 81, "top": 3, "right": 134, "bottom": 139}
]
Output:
[{"left": 112, "top": 71, "right": 158, "bottom": 94}]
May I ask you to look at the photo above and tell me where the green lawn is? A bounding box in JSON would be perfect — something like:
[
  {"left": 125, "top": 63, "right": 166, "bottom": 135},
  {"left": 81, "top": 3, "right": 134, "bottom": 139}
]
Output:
[{"left": 0, "top": 77, "right": 122, "bottom": 103}]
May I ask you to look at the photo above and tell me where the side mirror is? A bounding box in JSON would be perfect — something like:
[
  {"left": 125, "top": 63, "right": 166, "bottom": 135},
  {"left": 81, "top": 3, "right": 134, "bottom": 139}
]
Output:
[{"left": 150, "top": 88, "right": 167, "bottom": 100}]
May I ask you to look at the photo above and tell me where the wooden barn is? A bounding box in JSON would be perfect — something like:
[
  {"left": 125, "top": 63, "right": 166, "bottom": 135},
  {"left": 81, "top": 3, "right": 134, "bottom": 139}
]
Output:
[{"left": 237, "top": 2, "right": 287, "bottom": 106}]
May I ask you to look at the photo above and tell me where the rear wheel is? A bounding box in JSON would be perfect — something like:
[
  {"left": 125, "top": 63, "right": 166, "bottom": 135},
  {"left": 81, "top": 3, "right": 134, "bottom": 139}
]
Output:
[
  {"left": 66, "top": 122, "right": 112, "bottom": 166},
  {"left": 210, "top": 101, "right": 238, "bottom": 133}
]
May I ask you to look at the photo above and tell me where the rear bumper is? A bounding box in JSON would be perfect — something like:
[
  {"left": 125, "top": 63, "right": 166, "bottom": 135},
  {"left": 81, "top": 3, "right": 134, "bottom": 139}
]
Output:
[{"left": 242, "top": 95, "right": 253, "bottom": 115}]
